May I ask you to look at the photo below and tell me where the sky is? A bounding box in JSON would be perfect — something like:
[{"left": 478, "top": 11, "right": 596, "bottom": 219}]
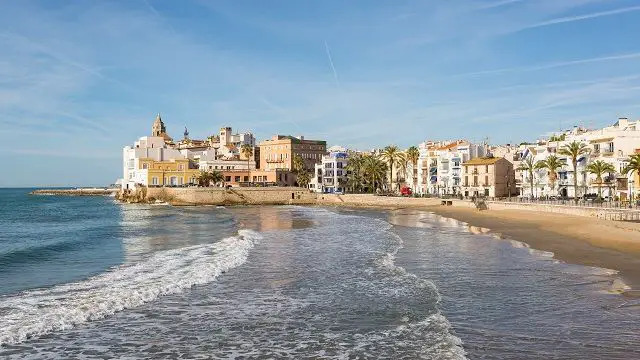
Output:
[{"left": 1, "top": 0, "right": 640, "bottom": 187}]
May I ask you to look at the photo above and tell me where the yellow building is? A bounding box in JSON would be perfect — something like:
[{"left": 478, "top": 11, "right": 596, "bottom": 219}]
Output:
[{"left": 139, "top": 158, "right": 200, "bottom": 186}]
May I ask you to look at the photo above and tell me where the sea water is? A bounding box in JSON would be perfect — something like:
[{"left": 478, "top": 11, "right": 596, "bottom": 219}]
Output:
[{"left": 0, "top": 189, "right": 638, "bottom": 359}]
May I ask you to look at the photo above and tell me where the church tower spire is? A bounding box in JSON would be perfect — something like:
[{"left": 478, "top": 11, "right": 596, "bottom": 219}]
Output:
[{"left": 152, "top": 113, "right": 167, "bottom": 137}]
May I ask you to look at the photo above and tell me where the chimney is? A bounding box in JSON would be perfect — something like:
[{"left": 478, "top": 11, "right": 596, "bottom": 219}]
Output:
[{"left": 618, "top": 117, "right": 629, "bottom": 127}]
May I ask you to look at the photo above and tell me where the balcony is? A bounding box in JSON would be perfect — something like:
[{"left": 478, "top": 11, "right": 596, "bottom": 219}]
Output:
[{"left": 266, "top": 158, "right": 284, "bottom": 163}]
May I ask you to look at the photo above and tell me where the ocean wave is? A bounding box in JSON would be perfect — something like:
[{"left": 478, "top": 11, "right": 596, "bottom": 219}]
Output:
[
  {"left": 373, "top": 220, "right": 468, "bottom": 359},
  {"left": 0, "top": 229, "right": 261, "bottom": 347}
]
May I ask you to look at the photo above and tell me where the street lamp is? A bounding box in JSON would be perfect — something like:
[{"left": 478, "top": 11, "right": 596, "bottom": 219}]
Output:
[{"left": 629, "top": 178, "right": 635, "bottom": 208}]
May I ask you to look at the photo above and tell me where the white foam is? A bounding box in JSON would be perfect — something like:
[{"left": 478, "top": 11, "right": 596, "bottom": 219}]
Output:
[{"left": 0, "top": 229, "right": 261, "bottom": 347}]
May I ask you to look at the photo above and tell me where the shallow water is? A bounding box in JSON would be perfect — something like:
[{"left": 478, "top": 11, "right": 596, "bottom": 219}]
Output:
[{"left": 0, "top": 189, "right": 638, "bottom": 359}]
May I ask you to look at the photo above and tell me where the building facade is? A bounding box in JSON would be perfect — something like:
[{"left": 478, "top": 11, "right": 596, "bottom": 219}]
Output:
[
  {"left": 259, "top": 135, "right": 327, "bottom": 171},
  {"left": 309, "top": 151, "right": 348, "bottom": 193},
  {"left": 461, "top": 157, "right": 515, "bottom": 198}
]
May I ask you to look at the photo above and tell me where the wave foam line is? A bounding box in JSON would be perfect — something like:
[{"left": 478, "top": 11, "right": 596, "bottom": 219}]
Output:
[
  {"left": 0, "top": 229, "right": 261, "bottom": 347},
  {"left": 375, "top": 220, "right": 468, "bottom": 359}
]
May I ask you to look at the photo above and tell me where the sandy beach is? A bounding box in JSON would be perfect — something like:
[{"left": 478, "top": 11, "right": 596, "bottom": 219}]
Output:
[{"left": 387, "top": 205, "right": 640, "bottom": 293}]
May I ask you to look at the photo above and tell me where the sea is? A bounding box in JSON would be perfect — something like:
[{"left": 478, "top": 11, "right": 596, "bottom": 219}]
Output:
[{"left": 0, "top": 188, "right": 639, "bottom": 359}]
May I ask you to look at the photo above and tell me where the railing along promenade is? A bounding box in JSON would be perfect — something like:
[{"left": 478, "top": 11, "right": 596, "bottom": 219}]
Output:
[
  {"left": 489, "top": 196, "right": 640, "bottom": 210},
  {"left": 478, "top": 197, "right": 640, "bottom": 222}
]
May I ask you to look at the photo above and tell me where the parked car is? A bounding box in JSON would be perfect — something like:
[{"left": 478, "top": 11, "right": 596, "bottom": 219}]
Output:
[{"left": 400, "top": 186, "right": 412, "bottom": 197}]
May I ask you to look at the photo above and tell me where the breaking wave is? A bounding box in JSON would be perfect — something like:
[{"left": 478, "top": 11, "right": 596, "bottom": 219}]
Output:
[{"left": 0, "top": 229, "right": 261, "bottom": 347}]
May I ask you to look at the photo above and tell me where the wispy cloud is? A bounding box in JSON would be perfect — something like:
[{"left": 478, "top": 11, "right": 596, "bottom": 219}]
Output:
[
  {"left": 324, "top": 40, "right": 340, "bottom": 87},
  {"left": 518, "top": 5, "right": 640, "bottom": 31},
  {"left": 458, "top": 52, "right": 640, "bottom": 77},
  {"left": 476, "top": 0, "right": 524, "bottom": 10}
]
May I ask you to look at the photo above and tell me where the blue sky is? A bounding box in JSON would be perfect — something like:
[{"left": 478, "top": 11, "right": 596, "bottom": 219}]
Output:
[{"left": 1, "top": 0, "right": 640, "bottom": 186}]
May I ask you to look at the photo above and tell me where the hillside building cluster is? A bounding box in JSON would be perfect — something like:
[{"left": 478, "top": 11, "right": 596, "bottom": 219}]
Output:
[{"left": 121, "top": 114, "right": 640, "bottom": 201}]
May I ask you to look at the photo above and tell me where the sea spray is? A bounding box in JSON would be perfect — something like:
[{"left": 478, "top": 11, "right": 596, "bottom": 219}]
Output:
[{"left": 0, "top": 229, "right": 261, "bottom": 347}]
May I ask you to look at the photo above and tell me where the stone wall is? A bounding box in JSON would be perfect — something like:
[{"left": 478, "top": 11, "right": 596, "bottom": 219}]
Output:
[
  {"left": 484, "top": 201, "right": 640, "bottom": 219},
  {"left": 146, "top": 187, "right": 316, "bottom": 205},
  {"left": 316, "top": 194, "right": 443, "bottom": 208}
]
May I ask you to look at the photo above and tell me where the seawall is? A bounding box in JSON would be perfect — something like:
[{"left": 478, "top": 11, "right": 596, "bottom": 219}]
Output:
[
  {"left": 31, "top": 188, "right": 118, "bottom": 196},
  {"left": 146, "top": 187, "right": 316, "bottom": 206}
]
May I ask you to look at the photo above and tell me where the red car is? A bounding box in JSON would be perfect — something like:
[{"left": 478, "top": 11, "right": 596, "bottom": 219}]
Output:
[{"left": 400, "top": 186, "right": 412, "bottom": 196}]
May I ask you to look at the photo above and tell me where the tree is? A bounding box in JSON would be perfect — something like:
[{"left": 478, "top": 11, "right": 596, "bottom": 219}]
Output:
[
  {"left": 363, "top": 155, "right": 388, "bottom": 193},
  {"left": 558, "top": 141, "right": 590, "bottom": 203},
  {"left": 396, "top": 152, "right": 408, "bottom": 188},
  {"left": 292, "top": 153, "right": 310, "bottom": 188},
  {"left": 517, "top": 157, "right": 537, "bottom": 198},
  {"left": 210, "top": 170, "right": 224, "bottom": 186},
  {"left": 380, "top": 145, "right": 401, "bottom": 191},
  {"left": 296, "top": 171, "right": 311, "bottom": 188},
  {"left": 623, "top": 154, "right": 640, "bottom": 202},
  {"left": 535, "top": 155, "right": 566, "bottom": 197},
  {"left": 345, "top": 153, "right": 365, "bottom": 193},
  {"left": 405, "top": 146, "right": 420, "bottom": 193},
  {"left": 240, "top": 144, "right": 253, "bottom": 184},
  {"left": 292, "top": 153, "right": 306, "bottom": 173},
  {"left": 197, "top": 170, "right": 223, "bottom": 187},
  {"left": 586, "top": 160, "right": 616, "bottom": 200}
]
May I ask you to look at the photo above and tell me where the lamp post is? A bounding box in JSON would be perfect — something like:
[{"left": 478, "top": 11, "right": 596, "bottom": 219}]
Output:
[{"left": 629, "top": 178, "right": 635, "bottom": 208}]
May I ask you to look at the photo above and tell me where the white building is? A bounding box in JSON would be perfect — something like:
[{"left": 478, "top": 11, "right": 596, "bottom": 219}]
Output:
[
  {"left": 519, "top": 117, "right": 640, "bottom": 200},
  {"left": 122, "top": 136, "right": 188, "bottom": 190},
  {"left": 415, "top": 140, "right": 486, "bottom": 195},
  {"left": 309, "top": 151, "right": 348, "bottom": 194}
]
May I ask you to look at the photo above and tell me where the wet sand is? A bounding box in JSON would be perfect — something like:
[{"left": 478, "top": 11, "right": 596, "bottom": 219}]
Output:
[{"left": 402, "top": 206, "right": 640, "bottom": 293}]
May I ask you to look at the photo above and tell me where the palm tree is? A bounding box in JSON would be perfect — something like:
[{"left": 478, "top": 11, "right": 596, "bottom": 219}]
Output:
[
  {"left": 405, "top": 146, "right": 420, "bottom": 193},
  {"left": 396, "top": 152, "right": 408, "bottom": 188},
  {"left": 517, "top": 157, "right": 537, "bottom": 198},
  {"left": 623, "top": 154, "right": 640, "bottom": 202},
  {"left": 197, "top": 170, "right": 211, "bottom": 187},
  {"left": 210, "top": 170, "right": 224, "bottom": 187},
  {"left": 345, "top": 153, "right": 365, "bottom": 193},
  {"left": 559, "top": 141, "right": 590, "bottom": 203},
  {"left": 197, "top": 170, "right": 224, "bottom": 187},
  {"left": 535, "top": 155, "right": 566, "bottom": 197},
  {"left": 240, "top": 144, "right": 253, "bottom": 184},
  {"left": 363, "top": 155, "right": 387, "bottom": 193},
  {"left": 380, "top": 145, "right": 401, "bottom": 191},
  {"left": 586, "top": 160, "right": 616, "bottom": 200}
]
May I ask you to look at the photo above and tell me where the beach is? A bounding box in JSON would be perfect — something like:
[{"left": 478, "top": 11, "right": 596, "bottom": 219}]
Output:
[{"left": 373, "top": 204, "right": 640, "bottom": 293}]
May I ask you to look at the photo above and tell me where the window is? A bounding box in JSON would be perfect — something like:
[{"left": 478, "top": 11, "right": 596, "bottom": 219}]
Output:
[
  {"left": 484, "top": 189, "right": 489, "bottom": 196},
  {"left": 235, "top": 176, "right": 240, "bottom": 182},
  {"left": 178, "top": 164, "right": 184, "bottom": 171},
  {"left": 142, "top": 163, "right": 148, "bottom": 169},
  {"left": 485, "top": 165, "right": 489, "bottom": 173},
  {"left": 593, "top": 144, "right": 600, "bottom": 153},
  {"left": 152, "top": 177, "right": 158, "bottom": 185},
  {"left": 225, "top": 176, "right": 231, "bottom": 182},
  {"left": 485, "top": 176, "right": 489, "bottom": 186},
  {"left": 178, "top": 177, "right": 183, "bottom": 185},
  {"left": 607, "top": 142, "right": 614, "bottom": 153},
  {"left": 473, "top": 176, "right": 478, "bottom": 186},
  {"left": 464, "top": 176, "right": 468, "bottom": 186}
]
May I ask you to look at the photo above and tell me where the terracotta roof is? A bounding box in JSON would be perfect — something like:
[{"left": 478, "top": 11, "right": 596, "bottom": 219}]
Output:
[
  {"left": 435, "top": 140, "right": 467, "bottom": 151},
  {"left": 463, "top": 157, "right": 502, "bottom": 165}
]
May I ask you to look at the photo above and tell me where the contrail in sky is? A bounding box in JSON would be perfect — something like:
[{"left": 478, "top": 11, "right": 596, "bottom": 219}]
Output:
[{"left": 324, "top": 40, "right": 340, "bottom": 87}]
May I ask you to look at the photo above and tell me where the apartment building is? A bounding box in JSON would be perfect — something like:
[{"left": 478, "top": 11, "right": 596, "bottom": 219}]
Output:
[
  {"left": 259, "top": 135, "right": 327, "bottom": 171},
  {"left": 309, "top": 151, "right": 348, "bottom": 193},
  {"left": 416, "top": 140, "right": 486, "bottom": 195},
  {"left": 461, "top": 157, "right": 515, "bottom": 198},
  {"left": 518, "top": 118, "right": 640, "bottom": 200}
]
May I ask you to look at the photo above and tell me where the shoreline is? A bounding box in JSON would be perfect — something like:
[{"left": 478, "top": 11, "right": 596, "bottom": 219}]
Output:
[
  {"left": 29, "top": 187, "right": 640, "bottom": 292},
  {"left": 342, "top": 203, "right": 640, "bottom": 294}
]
